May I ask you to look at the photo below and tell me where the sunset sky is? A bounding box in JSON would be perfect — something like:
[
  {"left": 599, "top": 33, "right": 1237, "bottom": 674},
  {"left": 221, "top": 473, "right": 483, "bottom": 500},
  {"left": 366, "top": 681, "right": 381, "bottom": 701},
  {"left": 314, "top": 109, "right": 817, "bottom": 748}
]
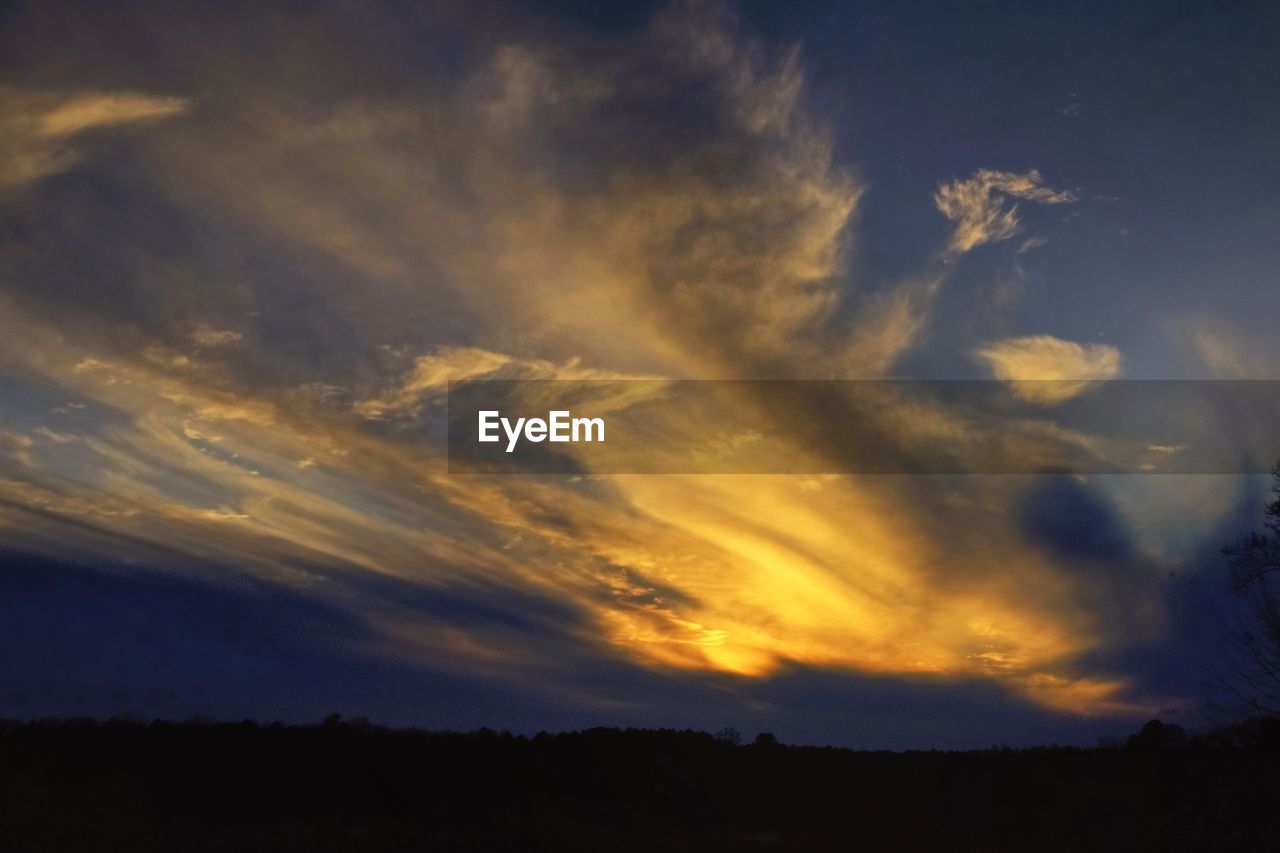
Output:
[{"left": 2, "top": 0, "right": 1278, "bottom": 748}]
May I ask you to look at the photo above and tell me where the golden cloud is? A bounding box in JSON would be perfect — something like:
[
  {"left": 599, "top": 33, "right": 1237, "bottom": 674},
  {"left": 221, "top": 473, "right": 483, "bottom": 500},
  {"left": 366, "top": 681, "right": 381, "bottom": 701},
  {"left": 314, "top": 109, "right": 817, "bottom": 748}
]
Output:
[
  {"left": 935, "top": 169, "right": 1075, "bottom": 254},
  {"left": 0, "top": 3, "right": 1176, "bottom": 720},
  {"left": 975, "top": 335, "right": 1123, "bottom": 404},
  {"left": 0, "top": 86, "right": 186, "bottom": 187}
]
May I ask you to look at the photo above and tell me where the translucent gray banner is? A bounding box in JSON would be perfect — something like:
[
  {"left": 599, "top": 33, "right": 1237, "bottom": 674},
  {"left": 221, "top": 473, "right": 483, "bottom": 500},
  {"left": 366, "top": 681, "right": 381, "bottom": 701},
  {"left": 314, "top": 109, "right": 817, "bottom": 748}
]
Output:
[{"left": 446, "top": 380, "right": 1280, "bottom": 474}]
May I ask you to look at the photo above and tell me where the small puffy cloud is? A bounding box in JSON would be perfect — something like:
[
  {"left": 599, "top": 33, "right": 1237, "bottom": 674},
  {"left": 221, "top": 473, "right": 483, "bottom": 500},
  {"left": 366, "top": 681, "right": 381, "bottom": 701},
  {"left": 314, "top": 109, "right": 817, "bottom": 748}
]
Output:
[
  {"left": 191, "top": 325, "right": 244, "bottom": 347},
  {"left": 935, "top": 169, "right": 1075, "bottom": 254},
  {"left": 975, "top": 335, "right": 1122, "bottom": 404},
  {"left": 0, "top": 87, "right": 187, "bottom": 188}
]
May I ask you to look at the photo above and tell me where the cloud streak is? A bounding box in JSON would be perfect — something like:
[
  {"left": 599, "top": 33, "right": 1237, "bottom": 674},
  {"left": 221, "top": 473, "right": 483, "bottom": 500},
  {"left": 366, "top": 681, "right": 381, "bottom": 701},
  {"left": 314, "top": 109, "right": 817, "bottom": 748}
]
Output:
[{"left": 0, "top": 87, "right": 186, "bottom": 187}]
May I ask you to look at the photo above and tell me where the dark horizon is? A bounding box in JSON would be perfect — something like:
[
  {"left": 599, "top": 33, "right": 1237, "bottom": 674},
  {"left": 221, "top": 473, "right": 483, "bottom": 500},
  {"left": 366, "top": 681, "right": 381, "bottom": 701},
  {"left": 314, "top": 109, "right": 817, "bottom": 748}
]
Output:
[{"left": 4, "top": 714, "right": 1277, "bottom": 851}]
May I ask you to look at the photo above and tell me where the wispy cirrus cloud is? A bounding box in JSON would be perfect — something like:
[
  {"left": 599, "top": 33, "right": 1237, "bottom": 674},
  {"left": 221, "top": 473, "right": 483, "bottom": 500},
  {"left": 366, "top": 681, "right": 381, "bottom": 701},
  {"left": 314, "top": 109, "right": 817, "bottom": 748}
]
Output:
[
  {"left": 0, "top": 0, "right": 1178, "bottom": 724},
  {"left": 1178, "top": 319, "right": 1275, "bottom": 379},
  {"left": 353, "top": 346, "right": 660, "bottom": 420},
  {"left": 0, "top": 87, "right": 186, "bottom": 188},
  {"left": 935, "top": 168, "right": 1076, "bottom": 254}
]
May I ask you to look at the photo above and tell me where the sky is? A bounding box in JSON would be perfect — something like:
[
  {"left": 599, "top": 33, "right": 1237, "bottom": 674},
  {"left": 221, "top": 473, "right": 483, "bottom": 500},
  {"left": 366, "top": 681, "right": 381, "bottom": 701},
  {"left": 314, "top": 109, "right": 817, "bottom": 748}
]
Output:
[{"left": 0, "top": 0, "right": 1278, "bottom": 749}]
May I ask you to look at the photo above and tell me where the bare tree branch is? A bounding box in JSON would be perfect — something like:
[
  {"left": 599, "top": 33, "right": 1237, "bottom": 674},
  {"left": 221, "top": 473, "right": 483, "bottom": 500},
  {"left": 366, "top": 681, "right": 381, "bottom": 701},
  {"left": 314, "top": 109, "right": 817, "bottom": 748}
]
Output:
[{"left": 1218, "top": 461, "right": 1280, "bottom": 717}]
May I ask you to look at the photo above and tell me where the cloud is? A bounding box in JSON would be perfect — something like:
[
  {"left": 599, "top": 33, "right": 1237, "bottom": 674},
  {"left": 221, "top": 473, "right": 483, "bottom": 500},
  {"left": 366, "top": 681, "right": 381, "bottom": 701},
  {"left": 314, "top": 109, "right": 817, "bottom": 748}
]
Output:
[
  {"left": 1180, "top": 320, "right": 1274, "bottom": 379},
  {"left": 353, "top": 347, "right": 661, "bottom": 419},
  {"left": 36, "top": 92, "right": 187, "bottom": 137},
  {"left": 33, "top": 426, "right": 79, "bottom": 444},
  {"left": 842, "top": 275, "right": 946, "bottom": 375},
  {"left": 0, "top": 1, "right": 1173, "bottom": 722},
  {"left": 478, "top": 45, "right": 612, "bottom": 129},
  {"left": 1146, "top": 444, "right": 1186, "bottom": 455},
  {"left": 191, "top": 325, "right": 244, "bottom": 347},
  {"left": 0, "top": 87, "right": 186, "bottom": 188},
  {"left": 1058, "top": 96, "right": 1084, "bottom": 118},
  {"left": 975, "top": 335, "right": 1122, "bottom": 403},
  {"left": 135, "top": 3, "right": 863, "bottom": 382},
  {"left": 935, "top": 169, "right": 1076, "bottom": 254},
  {"left": 0, "top": 431, "right": 35, "bottom": 468}
]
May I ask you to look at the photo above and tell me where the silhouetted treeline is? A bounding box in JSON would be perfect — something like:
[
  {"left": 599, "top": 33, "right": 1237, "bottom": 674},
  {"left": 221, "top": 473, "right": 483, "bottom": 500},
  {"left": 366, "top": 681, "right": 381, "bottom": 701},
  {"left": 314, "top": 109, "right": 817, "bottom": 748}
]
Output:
[{"left": 1, "top": 715, "right": 1276, "bottom": 851}]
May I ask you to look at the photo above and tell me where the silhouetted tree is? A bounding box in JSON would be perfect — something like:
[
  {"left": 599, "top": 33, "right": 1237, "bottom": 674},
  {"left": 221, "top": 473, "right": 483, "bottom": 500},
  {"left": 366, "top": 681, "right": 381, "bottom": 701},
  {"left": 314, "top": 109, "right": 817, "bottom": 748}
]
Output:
[
  {"left": 1221, "top": 462, "right": 1280, "bottom": 714},
  {"left": 714, "top": 727, "right": 741, "bottom": 745},
  {"left": 1126, "top": 719, "right": 1186, "bottom": 750}
]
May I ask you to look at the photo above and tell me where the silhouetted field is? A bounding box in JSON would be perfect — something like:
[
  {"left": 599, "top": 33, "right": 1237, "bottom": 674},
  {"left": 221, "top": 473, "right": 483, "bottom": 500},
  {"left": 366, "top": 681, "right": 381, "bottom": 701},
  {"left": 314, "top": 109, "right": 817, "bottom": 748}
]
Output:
[{"left": 2, "top": 717, "right": 1277, "bottom": 851}]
